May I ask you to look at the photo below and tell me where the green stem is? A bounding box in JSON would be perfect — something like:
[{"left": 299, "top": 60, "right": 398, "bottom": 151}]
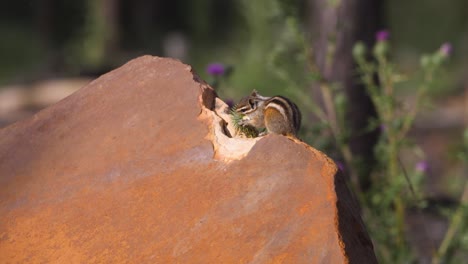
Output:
[
  {"left": 341, "top": 143, "right": 362, "bottom": 195},
  {"left": 398, "top": 69, "right": 433, "bottom": 140},
  {"left": 394, "top": 196, "right": 406, "bottom": 246},
  {"left": 317, "top": 81, "right": 361, "bottom": 193},
  {"left": 376, "top": 56, "right": 394, "bottom": 125},
  {"left": 320, "top": 83, "right": 338, "bottom": 135},
  {"left": 389, "top": 140, "right": 406, "bottom": 247},
  {"left": 432, "top": 182, "right": 468, "bottom": 263}
]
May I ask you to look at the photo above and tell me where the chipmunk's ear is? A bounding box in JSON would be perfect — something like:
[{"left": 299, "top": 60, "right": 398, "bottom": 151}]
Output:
[
  {"left": 251, "top": 89, "right": 258, "bottom": 96},
  {"left": 248, "top": 98, "right": 257, "bottom": 108}
]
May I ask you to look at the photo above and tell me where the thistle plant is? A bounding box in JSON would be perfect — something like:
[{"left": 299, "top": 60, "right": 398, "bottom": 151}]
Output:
[
  {"left": 229, "top": 107, "right": 259, "bottom": 138},
  {"left": 206, "top": 63, "right": 233, "bottom": 91},
  {"left": 353, "top": 30, "right": 452, "bottom": 262}
]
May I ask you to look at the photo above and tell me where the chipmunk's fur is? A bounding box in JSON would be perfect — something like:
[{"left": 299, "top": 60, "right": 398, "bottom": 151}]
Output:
[{"left": 234, "top": 90, "right": 301, "bottom": 137}]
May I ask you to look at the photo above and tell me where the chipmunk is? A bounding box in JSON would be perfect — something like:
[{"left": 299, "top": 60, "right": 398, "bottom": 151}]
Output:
[{"left": 234, "top": 90, "right": 301, "bottom": 137}]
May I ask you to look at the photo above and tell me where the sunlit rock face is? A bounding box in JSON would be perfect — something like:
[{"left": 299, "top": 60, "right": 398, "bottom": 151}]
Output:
[{"left": 0, "top": 56, "right": 376, "bottom": 263}]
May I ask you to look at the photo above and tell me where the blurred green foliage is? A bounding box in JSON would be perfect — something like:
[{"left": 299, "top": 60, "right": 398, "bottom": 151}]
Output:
[
  {"left": 1, "top": 0, "right": 465, "bottom": 91},
  {"left": 0, "top": 24, "right": 43, "bottom": 82},
  {"left": 353, "top": 35, "right": 453, "bottom": 262}
]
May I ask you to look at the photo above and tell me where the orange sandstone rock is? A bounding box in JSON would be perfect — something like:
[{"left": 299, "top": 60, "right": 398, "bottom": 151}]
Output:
[{"left": 0, "top": 56, "right": 376, "bottom": 263}]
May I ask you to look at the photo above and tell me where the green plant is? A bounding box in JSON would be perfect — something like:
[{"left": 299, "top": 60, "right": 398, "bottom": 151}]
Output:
[
  {"left": 230, "top": 107, "right": 260, "bottom": 138},
  {"left": 352, "top": 33, "right": 452, "bottom": 262}
]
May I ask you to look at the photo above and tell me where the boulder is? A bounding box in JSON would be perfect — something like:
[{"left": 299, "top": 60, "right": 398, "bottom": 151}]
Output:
[{"left": 0, "top": 56, "right": 376, "bottom": 263}]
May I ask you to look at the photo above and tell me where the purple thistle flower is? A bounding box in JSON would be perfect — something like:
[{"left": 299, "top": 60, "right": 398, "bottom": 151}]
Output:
[
  {"left": 206, "top": 63, "right": 225, "bottom": 76},
  {"left": 225, "top": 99, "right": 235, "bottom": 109},
  {"left": 415, "top": 161, "right": 429, "bottom": 173},
  {"left": 439, "top": 42, "right": 452, "bottom": 57},
  {"left": 376, "top": 30, "right": 390, "bottom": 42},
  {"left": 336, "top": 161, "right": 345, "bottom": 172}
]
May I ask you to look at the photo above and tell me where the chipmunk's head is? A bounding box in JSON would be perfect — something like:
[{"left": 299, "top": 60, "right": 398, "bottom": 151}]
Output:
[
  {"left": 234, "top": 90, "right": 268, "bottom": 128},
  {"left": 235, "top": 90, "right": 267, "bottom": 115}
]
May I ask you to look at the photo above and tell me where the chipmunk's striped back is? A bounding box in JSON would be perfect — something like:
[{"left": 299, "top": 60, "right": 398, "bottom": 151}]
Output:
[{"left": 264, "top": 96, "right": 301, "bottom": 136}]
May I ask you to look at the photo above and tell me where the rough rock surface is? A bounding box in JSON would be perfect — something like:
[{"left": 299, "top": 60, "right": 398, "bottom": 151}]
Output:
[{"left": 0, "top": 56, "right": 377, "bottom": 263}]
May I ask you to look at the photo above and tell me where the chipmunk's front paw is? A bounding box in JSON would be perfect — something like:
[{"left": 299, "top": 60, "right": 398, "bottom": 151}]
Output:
[{"left": 237, "top": 116, "right": 251, "bottom": 126}]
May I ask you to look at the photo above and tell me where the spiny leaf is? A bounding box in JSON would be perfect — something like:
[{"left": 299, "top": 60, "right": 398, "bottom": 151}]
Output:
[{"left": 230, "top": 106, "right": 259, "bottom": 138}]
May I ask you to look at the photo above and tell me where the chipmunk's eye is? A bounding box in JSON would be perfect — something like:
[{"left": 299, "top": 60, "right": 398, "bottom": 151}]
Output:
[{"left": 236, "top": 105, "right": 248, "bottom": 113}]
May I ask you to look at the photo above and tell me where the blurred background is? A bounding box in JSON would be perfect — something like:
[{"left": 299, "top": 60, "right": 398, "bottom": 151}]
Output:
[{"left": 0, "top": 0, "right": 466, "bottom": 263}]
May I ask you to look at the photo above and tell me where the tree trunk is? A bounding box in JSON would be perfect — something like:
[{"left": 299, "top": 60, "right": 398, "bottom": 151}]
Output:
[{"left": 309, "top": 0, "right": 384, "bottom": 191}]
